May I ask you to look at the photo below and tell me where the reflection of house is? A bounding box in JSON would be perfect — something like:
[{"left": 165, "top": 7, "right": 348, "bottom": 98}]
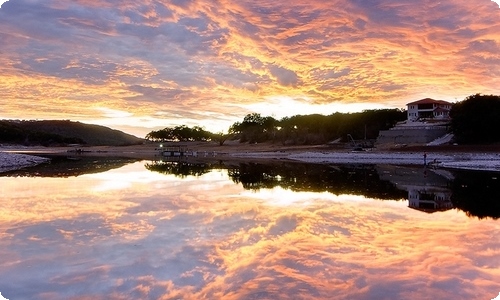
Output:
[
  {"left": 408, "top": 188, "right": 453, "bottom": 213},
  {"left": 376, "top": 165, "right": 454, "bottom": 214},
  {"left": 407, "top": 98, "right": 452, "bottom": 122}
]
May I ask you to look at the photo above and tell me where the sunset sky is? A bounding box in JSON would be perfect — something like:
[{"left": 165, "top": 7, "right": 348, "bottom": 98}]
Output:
[{"left": 1, "top": 0, "right": 499, "bottom": 137}]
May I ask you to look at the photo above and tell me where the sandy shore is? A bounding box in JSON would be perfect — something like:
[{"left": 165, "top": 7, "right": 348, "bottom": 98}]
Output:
[
  {"left": 2, "top": 141, "right": 500, "bottom": 172},
  {"left": 285, "top": 151, "right": 500, "bottom": 171},
  {"left": 0, "top": 152, "right": 50, "bottom": 173}
]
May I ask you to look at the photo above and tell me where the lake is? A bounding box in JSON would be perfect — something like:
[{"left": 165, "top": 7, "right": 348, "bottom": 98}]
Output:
[{"left": 1, "top": 156, "right": 499, "bottom": 300}]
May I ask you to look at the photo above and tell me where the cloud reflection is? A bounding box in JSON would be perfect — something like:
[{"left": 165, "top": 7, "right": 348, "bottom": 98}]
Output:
[{"left": 0, "top": 162, "right": 499, "bottom": 299}]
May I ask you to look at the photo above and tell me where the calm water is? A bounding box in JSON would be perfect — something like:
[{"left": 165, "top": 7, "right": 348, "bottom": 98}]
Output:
[{"left": 1, "top": 157, "right": 499, "bottom": 300}]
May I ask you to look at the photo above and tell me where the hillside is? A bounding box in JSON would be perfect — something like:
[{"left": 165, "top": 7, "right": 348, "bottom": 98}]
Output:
[{"left": 0, "top": 120, "right": 144, "bottom": 146}]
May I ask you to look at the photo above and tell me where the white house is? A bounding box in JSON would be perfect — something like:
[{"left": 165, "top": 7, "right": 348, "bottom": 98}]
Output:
[
  {"left": 407, "top": 98, "right": 452, "bottom": 122},
  {"left": 408, "top": 188, "right": 453, "bottom": 213}
]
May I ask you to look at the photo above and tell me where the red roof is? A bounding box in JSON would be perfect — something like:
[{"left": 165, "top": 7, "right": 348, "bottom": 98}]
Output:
[{"left": 406, "top": 98, "right": 452, "bottom": 106}]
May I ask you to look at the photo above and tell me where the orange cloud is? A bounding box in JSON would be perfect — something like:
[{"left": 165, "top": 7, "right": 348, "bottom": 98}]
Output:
[{"left": 0, "top": 0, "right": 499, "bottom": 136}]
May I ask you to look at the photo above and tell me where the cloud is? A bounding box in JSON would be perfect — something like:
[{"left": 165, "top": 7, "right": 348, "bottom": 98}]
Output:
[
  {"left": 268, "top": 64, "right": 299, "bottom": 86},
  {"left": 0, "top": 0, "right": 499, "bottom": 135}
]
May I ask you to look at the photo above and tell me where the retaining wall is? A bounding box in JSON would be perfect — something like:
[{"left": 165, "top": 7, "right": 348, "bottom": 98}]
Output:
[{"left": 376, "top": 127, "right": 448, "bottom": 145}]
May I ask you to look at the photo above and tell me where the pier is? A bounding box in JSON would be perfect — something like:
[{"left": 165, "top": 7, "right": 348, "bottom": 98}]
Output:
[
  {"left": 159, "top": 145, "right": 188, "bottom": 157},
  {"left": 158, "top": 144, "right": 218, "bottom": 158}
]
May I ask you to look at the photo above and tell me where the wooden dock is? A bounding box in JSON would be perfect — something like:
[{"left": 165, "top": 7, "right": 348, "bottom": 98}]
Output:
[{"left": 160, "top": 145, "right": 188, "bottom": 157}]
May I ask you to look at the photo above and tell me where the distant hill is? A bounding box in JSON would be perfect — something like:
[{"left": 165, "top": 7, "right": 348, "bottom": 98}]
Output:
[{"left": 0, "top": 120, "right": 144, "bottom": 146}]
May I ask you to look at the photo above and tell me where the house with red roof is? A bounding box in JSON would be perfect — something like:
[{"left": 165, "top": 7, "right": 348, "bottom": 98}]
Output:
[
  {"left": 407, "top": 98, "right": 452, "bottom": 122},
  {"left": 376, "top": 98, "right": 453, "bottom": 146}
]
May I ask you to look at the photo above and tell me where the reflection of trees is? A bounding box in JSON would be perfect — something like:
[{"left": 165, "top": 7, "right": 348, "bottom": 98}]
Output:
[
  {"left": 228, "top": 163, "right": 407, "bottom": 200},
  {"left": 227, "top": 163, "right": 282, "bottom": 190},
  {"left": 143, "top": 160, "right": 500, "bottom": 219},
  {"left": 451, "top": 170, "right": 500, "bottom": 219},
  {"left": 2, "top": 156, "right": 139, "bottom": 177},
  {"left": 145, "top": 161, "right": 220, "bottom": 178}
]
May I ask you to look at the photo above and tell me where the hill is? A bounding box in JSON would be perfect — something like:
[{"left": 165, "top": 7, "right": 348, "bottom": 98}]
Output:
[{"left": 0, "top": 120, "right": 144, "bottom": 146}]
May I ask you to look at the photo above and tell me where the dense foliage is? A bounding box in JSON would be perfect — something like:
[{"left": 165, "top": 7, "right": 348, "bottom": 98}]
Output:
[
  {"left": 145, "top": 125, "right": 213, "bottom": 142},
  {"left": 0, "top": 120, "right": 143, "bottom": 146},
  {"left": 145, "top": 109, "right": 406, "bottom": 145},
  {"left": 450, "top": 94, "right": 500, "bottom": 144},
  {"left": 0, "top": 120, "right": 85, "bottom": 146},
  {"left": 229, "top": 109, "right": 406, "bottom": 145},
  {"left": 229, "top": 113, "right": 277, "bottom": 143}
]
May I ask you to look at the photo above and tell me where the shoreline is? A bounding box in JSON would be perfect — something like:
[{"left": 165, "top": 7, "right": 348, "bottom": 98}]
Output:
[
  {"left": 1, "top": 142, "right": 500, "bottom": 173},
  {"left": 0, "top": 152, "right": 50, "bottom": 173}
]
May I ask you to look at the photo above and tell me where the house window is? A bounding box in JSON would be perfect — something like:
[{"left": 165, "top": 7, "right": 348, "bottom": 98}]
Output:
[{"left": 418, "top": 104, "right": 433, "bottom": 110}]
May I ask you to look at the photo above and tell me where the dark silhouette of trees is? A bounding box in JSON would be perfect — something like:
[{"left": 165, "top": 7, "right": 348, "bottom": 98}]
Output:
[
  {"left": 0, "top": 120, "right": 86, "bottom": 146},
  {"left": 229, "top": 113, "right": 277, "bottom": 143},
  {"left": 146, "top": 109, "right": 406, "bottom": 146},
  {"left": 145, "top": 128, "right": 173, "bottom": 142},
  {"left": 145, "top": 161, "right": 214, "bottom": 177},
  {"left": 451, "top": 170, "right": 500, "bottom": 219},
  {"left": 214, "top": 132, "right": 231, "bottom": 146},
  {"left": 228, "top": 109, "right": 405, "bottom": 145},
  {"left": 450, "top": 94, "right": 500, "bottom": 144},
  {"left": 0, "top": 120, "right": 143, "bottom": 146},
  {"left": 145, "top": 160, "right": 500, "bottom": 219},
  {"left": 145, "top": 125, "right": 212, "bottom": 142}
]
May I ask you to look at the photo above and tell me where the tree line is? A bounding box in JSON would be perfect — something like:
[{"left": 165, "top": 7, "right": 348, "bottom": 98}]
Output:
[
  {"left": 145, "top": 109, "right": 407, "bottom": 145},
  {"left": 0, "top": 120, "right": 85, "bottom": 146},
  {"left": 145, "top": 125, "right": 213, "bottom": 142},
  {"left": 450, "top": 94, "right": 500, "bottom": 144},
  {"left": 145, "top": 94, "right": 500, "bottom": 146},
  {"left": 0, "top": 120, "right": 143, "bottom": 146}
]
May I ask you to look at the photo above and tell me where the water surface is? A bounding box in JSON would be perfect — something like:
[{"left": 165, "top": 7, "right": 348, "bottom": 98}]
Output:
[{"left": 1, "top": 158, "right": 499, "bottom": 299}]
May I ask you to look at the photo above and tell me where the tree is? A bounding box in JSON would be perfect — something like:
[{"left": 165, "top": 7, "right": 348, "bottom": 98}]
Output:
[
  {"left": 213, "top": 131, "right": 231, "bottom": 146},
  {"left": 145, "top": 126, "right": 212, "bottom": 142},
  {"left": 229, "top": 113, "right": 277, "bottom": 143},
  {"left": 145, "top": 128, "right": 174, "bottom": 141},
  {"left": 450, "top": 94, "right": 500, "bottom": 144},
  {"left": 274, "top": 109, "right": 405, "bottom": 145},
  {"left": 147, "top": 108, "right": 406, "bottom": 146}
]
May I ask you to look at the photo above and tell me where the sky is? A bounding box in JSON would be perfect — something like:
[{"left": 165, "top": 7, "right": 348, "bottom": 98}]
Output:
[{"left": 0, "top": 0, "right": 499, "bottom": 137}]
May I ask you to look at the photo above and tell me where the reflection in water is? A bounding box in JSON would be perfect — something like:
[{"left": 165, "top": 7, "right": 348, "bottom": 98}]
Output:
[
  {"left": 146, "top": 160, "right": 408, "bottom": 200},
  {"left": 2, "top": 155, "right": 140, "bottom": 177},
  {"left": 144, "top": 160, "right": 217, "bottom": 178},
  {"left": 375, "top": 165, "right": 500, "bottom": 219},
  {"left": 1, "top": 160, "right": 499, "bottom": 299},
  {"left": 377, "top": 166, "right": 454, "bottom": 213},
  {"left": 451, "top": 170, "right": 500, "bottom": 219},
  {"left": 146, "top": 160, "right": 500, "bottom": 219}
]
